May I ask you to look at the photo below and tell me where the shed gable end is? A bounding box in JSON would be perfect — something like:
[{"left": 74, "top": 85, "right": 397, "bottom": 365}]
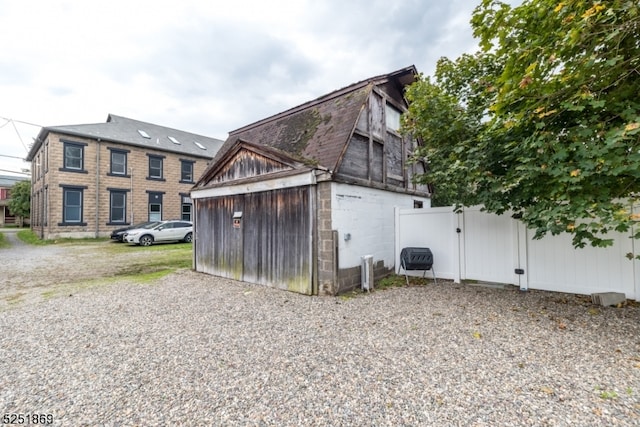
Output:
[{"left": 207, "top": 148, "right": 294, "bottom": 185}]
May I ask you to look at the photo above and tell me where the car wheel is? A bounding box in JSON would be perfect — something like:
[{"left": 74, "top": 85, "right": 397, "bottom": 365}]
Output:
[
  {"left": 140, "top": 235, "right": 154, "bottom": 246},
  {"left": 183, "top": 232, "right": 193, "bottom": 243}
]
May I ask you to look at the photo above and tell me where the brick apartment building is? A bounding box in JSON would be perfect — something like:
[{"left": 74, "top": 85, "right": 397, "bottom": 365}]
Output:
[{"left": 26, "top": 114, "right": 223, "bottom": 239}]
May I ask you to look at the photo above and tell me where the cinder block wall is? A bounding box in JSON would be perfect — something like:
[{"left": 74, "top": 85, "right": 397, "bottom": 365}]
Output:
[{"left": 316, "top": 182, "right": 337, "bottom": 295}]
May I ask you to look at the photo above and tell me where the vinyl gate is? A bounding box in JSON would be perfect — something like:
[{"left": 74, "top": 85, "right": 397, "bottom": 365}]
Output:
[{"left": 395, "top": 206, "right": 640, "bottom": 300}]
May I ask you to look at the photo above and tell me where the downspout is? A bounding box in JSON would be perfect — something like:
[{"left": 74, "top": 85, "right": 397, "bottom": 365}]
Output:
[
  {"left": 192, "top": 197, "right": 197, "bottom": 270},
  {"left": 95, "top": 139, "right": 100, "bottom": 237},
  {"left": 40, "top": 178, "right": 44, "bottom": 239},
  {"left": 129, "top": 167, "right": 133, "bottom": 224},
  {"left": 40, "top": 157, "right": 44, "bottom": 238},
  {"left": 44, "top": 184, "right": 48, "bottom": 238},
  {"left": 38, "top": 144, "right": 44, "bottom": 239}
]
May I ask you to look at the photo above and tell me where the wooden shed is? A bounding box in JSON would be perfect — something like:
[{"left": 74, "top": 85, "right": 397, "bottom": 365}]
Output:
[{"left": 191, "top": 66, "right": 431, "bottom": 295}]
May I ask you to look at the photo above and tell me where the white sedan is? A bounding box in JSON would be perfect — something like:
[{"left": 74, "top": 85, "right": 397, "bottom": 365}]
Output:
[{"left": 124, "top": 220, "right": 193, "bottom": 246}]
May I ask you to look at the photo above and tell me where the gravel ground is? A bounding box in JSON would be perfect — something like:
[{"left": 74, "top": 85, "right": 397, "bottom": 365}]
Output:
[
  {"left": 1, "top": 266, "right": 639, "bottom": 426},
  {"left": 0, "top": 229, "right": 177, "bottom": 310}
]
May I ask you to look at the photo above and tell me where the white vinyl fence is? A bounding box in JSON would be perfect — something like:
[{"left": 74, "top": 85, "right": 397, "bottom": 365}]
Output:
[{"left": 395, "top": 206, "right": 640, "bottom": 301}]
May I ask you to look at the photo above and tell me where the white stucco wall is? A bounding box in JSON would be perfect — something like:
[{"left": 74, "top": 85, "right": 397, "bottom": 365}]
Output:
[{"left": 331, "top": 183, "right": 430, "bottom": 269}]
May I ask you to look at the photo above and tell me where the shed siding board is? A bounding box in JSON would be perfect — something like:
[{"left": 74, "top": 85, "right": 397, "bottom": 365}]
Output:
[
  {"left": 337, "top": 135, "right": 383, "bottom": 183},
  {"left": 195, "top": 186, "right": 312, "bottom": 294},
  {"left": 195, "top": 195, "right": 244, "bottom": 280},
  {"left": 372, "top": 142, "right": 384, "bottom": 183},
  {"left": 356, "top": 104, "right": 368, "bottom": 133},
  {"left": 370, "top": 93, "right": 384, "bottom": 140},
  {"left": 211, "top": 149, "right": 292, "bottom": 184},
  {"left": 386, "top": 133, "right": 403, "bottom": 179},
  {"left": 408, "top": 159, "right": 429, "bottom": 192},
  {"left": 338, "top": 134, "right": 369, "bottom": 180}
]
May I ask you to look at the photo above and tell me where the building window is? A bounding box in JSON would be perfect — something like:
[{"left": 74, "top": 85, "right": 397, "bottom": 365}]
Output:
[
  {"left": 43, "top": 186, "right": 48, "bottom": 226},
  {"left": 59, "top": 185, "right": 87, "bottom": 225},
  {"left": 147, "top": 191, "right": 163, "bottom": 221},
  {"left": 62, "top": 142, "right": 85, "bottom": 171},
  {"left": 385, "top": 104, "right": 401, "bottom": 132},
  {"left": 109, "top": 149, "right": 128, "bottom": 176},
  {"left": 147, "top": 155, "right": 164, "bottom": 180},
  {"left": 181, "top": 195, "right": 192, "bottom": 221},
  {"left": 32, "top": 191, "right": 38, "bottom": 226},
  {"left": 149, "top": 204, "right": 161, "bottom": 221},
  {"left": 109, "top": 190, "right": 127, "bottom": 224},
  {"left": 182, "top": 204, "right": 191, "bottom": 221},
  {"left": 413, "top": 200, "right": 424, "bottom": 209},
  {"left": 180, "top": 160, "right": 194, "bottom": 183}
]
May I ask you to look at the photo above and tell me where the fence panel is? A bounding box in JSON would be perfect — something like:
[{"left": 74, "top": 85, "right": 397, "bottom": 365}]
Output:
[
  {"left": 395, "top": 207, "right": 459, "bottom": 281},
  {"left": 526, "top": 229, "right": 636, "bottom": 298},
  {"left": 396, "top": 206, "right": 639, "bottom": 300},
  {"left": 461, "top": 207, "right": 519, "bottom": 285}
]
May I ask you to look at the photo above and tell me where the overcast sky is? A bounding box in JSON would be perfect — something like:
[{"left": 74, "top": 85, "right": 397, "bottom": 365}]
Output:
[{"left": 0, "top": 0, "right": 485, "bottom": 176}]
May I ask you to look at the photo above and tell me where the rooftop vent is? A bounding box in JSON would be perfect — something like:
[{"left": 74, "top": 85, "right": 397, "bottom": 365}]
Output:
[{"left": 138, "top": 129, "right": 151, "bottom": 139}]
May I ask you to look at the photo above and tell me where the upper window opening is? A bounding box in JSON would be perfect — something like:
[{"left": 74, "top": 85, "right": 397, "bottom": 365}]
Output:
[
  {"left": 194, "top": 141, "right": 206, "bottom": 150},
  {"left": 110, "top": 150, "right": 127, "bottom": 175},
  {"left": 148, "top": 156, "right": 163, "bottom": 179},
  {"left": 63, "top": 142, "right": 84, "bottom": 171},
  {"left": 168, "top": 136, "right": 180, "bottom": 144},
  {"left": 138, "top": 129, "right": 151, "bottom": 139},
  {"left": 385, "top": 104, "right": 401, "bottom": 132}
]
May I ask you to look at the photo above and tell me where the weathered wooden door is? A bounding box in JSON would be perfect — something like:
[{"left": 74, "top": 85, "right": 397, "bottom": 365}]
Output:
[
  {"left": 195, "top": 195, "right": 244, "bottom": 281},
  {"left": 195, "top": 187, "right": 313, "bottom": 294}
]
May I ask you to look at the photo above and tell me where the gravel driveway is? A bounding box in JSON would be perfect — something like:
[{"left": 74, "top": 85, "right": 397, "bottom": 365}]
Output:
[
  {"left": 0, "top": 230, "right": 177, "bottom": 310},
  {"left": 1, "top": 233, "right": 640, "bottom": 426}
]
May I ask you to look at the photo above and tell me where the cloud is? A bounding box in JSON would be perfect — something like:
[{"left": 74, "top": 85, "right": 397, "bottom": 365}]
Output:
[{"left": 0, "top": 0, "right": 486, "bottom": 175}]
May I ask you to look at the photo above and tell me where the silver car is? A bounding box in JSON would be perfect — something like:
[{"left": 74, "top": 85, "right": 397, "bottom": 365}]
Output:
[{"left": 124, "top": 220, "right": 193, "bottom": 246}]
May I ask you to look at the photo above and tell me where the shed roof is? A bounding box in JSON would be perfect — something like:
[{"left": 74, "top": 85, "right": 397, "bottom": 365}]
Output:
[
  {"left": 27, "top": 114, "right": 224, "bottom": 161},
  {"left": 196, "top": 66, "right": 417, "bottom": 187}
]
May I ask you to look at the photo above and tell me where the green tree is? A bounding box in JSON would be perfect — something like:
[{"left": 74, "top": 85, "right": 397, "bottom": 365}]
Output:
[
  {"left": 405, "top": 0, "right": 640, "bottom": 248},
  {"left": 8, "top": 180, "right": 30, "bottom": 223},
  {"left": 404, "top": 52, "right": 503, "bottom": 206}
]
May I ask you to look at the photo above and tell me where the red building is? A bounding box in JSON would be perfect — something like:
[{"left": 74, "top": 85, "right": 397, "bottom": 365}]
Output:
[{"left": 0, "top": 175, "right": 29, "bottom": 226}]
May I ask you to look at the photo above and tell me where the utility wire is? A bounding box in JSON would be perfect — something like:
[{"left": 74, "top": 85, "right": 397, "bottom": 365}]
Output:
[
  {"left": 0, "top": 168, "right": 30, "bottom": 176},
  {"left": 0, "top": 116, "right": 42, "bottom": 128},
  {"left": 0, "top": 116, "right": 43, "bottom": 154},
  {"left": 0, "top": 154, "right": 25, "bottom": 160},
  {"left": 10, "top": 120, "right": 29, "bottom": 153}
]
